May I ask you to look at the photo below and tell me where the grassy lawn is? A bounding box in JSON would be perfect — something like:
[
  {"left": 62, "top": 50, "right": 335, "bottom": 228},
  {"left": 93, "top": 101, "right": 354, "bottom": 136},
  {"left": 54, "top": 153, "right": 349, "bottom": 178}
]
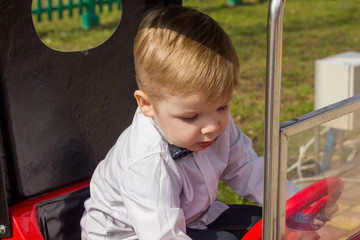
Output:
[
  {"left": 184, "top": 0, "right": 360, "bottom": 154},
  {"left": 32, "top": 0, "right": 360, "bottom": 204},
  {"left": 184, "top": 0, "right": 360, "bottom": 204}
]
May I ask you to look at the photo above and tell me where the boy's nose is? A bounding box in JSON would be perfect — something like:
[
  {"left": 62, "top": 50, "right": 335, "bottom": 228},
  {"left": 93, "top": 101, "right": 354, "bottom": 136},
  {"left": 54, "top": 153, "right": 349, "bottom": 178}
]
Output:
[{"left": 201, "top": 119, "right": 220, "bottom": 136}]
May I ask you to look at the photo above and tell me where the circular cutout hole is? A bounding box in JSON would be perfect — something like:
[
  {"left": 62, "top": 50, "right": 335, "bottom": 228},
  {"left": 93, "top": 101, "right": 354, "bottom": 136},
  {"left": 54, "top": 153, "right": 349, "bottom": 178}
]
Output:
[{"left": 32, "top": 0, "right": 122, "bottom": 52}]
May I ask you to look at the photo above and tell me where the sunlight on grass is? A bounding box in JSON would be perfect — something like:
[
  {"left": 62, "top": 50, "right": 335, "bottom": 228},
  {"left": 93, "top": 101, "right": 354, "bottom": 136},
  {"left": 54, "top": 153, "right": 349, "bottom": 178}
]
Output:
[{"left": 183, "top": 0, "right": 360, "bottom": 204}]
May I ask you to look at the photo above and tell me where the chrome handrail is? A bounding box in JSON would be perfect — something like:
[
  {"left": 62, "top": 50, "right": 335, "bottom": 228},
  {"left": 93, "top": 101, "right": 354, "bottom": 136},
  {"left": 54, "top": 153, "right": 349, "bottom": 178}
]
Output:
[{"left": 263, "top": 0, "right": 286, "bottom": 239}]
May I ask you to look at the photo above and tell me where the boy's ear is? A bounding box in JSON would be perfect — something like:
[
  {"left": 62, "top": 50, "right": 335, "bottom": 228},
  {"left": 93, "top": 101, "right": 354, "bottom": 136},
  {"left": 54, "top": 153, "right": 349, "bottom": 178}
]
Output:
[{"left": 134, "top": 90, "right": 155, "bottom": 117}]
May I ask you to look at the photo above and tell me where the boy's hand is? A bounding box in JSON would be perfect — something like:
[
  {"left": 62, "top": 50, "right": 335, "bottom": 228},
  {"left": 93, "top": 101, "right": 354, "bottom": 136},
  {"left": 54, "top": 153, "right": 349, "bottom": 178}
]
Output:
[
  {"left": 283, "top": 202, "right": 339, "bottom": 240},
  {"left": 313, "top": 202, "right": 339, "bottom": 229}
]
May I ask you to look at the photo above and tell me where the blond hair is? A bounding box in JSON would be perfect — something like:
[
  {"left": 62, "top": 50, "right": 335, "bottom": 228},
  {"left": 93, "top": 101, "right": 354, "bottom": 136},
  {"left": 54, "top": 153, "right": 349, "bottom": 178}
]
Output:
[{"left": 133, "top": 6, "right": 239, "bottom": 102}]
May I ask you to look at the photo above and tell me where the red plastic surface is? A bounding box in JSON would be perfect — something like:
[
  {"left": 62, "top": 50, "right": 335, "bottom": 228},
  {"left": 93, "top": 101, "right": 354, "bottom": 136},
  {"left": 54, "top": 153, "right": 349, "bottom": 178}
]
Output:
[
  {"left": 242, "top": 177, "right": 344, "bottom": 240},
  {"left": 3, "top": 180, "right": 90, "bottom": 240},
  {"left": 4, "top": 177, "right": 344, "bottom": 240}
]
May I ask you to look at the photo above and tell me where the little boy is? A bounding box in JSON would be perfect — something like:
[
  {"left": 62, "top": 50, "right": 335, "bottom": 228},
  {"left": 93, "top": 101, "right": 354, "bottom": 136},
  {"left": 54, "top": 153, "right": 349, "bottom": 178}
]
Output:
[{"left": 81, "top": 5, "right": 321, "bottom": 240}]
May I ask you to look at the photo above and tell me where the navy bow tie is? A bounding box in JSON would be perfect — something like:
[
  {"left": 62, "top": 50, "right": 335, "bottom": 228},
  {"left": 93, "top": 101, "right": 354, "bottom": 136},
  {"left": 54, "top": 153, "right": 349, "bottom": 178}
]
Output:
[{"left": 168, "top": 144, "right": 193, "bottom": 160}]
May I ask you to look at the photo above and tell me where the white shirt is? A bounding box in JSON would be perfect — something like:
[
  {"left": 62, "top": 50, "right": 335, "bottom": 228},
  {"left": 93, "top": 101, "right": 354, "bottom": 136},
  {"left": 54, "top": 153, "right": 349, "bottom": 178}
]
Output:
[{"left": 81, "top": 108, "right": 298, "bottom": 239}]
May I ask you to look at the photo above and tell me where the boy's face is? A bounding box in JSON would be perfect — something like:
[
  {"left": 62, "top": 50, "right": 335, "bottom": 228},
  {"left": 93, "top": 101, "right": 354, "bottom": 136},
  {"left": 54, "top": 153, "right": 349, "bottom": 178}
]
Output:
[{"left": 151, "top": 92, "right": 231, "bottom": 152}]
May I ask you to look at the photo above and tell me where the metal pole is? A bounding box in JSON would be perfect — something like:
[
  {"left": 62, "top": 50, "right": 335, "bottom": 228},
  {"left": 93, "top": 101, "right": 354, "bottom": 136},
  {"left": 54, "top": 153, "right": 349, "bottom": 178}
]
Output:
[
  {"left": 263, "top": 0, "right": 286, "bottom": 239},
  {"left": 0, "top": 139, "right": 10, "bottom": 238}
]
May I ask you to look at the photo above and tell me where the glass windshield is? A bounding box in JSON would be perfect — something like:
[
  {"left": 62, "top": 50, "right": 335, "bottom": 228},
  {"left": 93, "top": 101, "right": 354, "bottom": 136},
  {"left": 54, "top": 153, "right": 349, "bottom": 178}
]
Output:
[{"left": 283, "top": 107, "right": 360, "bottom": 239}]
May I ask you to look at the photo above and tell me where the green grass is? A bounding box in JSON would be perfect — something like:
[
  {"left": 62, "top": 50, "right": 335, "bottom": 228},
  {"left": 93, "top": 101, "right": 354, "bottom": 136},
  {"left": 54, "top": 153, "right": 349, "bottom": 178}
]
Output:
[
  {"left": 184, "top": 0, "right": 360, "bottom": 154},
  {"left": 32, "top": 0, "right": 360, "bottom": 204}
]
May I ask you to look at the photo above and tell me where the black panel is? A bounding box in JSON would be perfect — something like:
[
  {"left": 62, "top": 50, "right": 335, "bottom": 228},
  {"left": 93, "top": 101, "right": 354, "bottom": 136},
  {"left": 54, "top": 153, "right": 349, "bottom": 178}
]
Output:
[
  {"left": 0, "top": 0, "right": 180, "bottom": 204},
  {"left": 37, "top": 187, "right": 90, "bottom": 240},
  {"left": 0, "top": 71, "right": 12, "bottom": 238},
  {"left": 0, "top": 133, "right": 10, "bottom": 238}
]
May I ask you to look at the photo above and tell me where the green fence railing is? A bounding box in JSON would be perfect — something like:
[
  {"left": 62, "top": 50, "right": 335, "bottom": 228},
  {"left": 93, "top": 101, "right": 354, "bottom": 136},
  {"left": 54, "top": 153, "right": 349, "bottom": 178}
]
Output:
[{"left": 32, "top": 0, "right": 121, "bottom": 29}]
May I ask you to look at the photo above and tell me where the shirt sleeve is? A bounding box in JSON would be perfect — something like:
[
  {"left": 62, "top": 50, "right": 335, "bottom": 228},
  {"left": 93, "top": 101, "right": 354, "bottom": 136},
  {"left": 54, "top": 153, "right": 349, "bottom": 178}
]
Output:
[
  {"left": 120, "top": 153, "right": 191, "bottom": 240},
  {"left": 220, "top": 117, "right": 298, "bottom": 204}
]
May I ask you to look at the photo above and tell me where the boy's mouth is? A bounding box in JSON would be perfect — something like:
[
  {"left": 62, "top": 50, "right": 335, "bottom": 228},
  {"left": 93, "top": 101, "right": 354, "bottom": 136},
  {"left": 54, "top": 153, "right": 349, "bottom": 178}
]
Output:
[{"left": 198, "top": 140, "right": 214, "bottom": 149}]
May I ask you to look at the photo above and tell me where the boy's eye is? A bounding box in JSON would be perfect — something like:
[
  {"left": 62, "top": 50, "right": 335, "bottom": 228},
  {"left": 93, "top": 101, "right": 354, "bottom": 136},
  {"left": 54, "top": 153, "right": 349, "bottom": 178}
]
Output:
[
  {"left": 180, "top": 114, "right": 198, "bottom": 123},
  {"left": 218, "top": 104, "right": 229, "bottom": 111}
]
